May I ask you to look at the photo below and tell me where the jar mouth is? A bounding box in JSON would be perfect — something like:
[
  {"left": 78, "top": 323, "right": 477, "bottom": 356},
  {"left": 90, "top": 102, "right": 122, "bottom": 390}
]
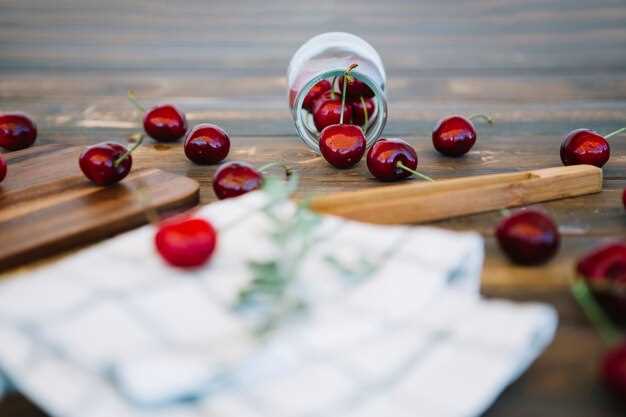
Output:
[{"left": 292, "top": 69, "right": 388, "bottom": 154}]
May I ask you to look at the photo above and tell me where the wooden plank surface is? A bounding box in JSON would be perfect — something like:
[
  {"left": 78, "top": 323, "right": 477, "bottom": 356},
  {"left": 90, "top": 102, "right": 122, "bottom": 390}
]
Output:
[
  {"left": 0, "top": 145, "right": 199, "bottom": 270},
  {"left": 1, "top": 0, "right": 626, "bottom": 415}
]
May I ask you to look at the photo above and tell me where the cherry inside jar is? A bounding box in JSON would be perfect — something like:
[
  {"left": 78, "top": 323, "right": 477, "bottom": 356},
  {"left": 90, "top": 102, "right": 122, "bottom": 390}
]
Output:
[{"left": 287, "top": 32, "right": 388, "bottom": 153}]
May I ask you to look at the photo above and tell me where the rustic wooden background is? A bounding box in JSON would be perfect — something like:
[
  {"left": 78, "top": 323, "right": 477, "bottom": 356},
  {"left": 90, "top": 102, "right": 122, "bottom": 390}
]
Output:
[{"left": 1, "top": 0, "right": 626, "bottom": 415}]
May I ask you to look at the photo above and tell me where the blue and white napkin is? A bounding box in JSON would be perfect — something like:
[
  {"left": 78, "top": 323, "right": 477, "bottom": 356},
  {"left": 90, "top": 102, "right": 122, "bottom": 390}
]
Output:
[{"left": 0, "top": 191, "right": 557, "bottom": 417}]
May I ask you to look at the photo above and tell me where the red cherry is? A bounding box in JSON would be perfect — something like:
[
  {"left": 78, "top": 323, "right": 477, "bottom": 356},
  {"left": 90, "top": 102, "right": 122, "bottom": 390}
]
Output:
[
  {"left": 143, "top": 104, "right": 187, "bottom": 142},
  {"left": 432, "top": 115, "right": 477, "bottom": 157},
  {"left": 577, "top": 243, "right": 626, "bottom": 325},
  {"left": 303, "top": 80, "right": 332, "bottom": 112},
  {"left": 155, "top": 216, "right": 217, "bottom": 268},
  {"left": 184, "top": 123, "right": 230, "bottom": 165},
  {"left": 600, "top": 341, "right": 626, "bottom": 400},
  {"left": 0, "top": 113, "right": 37, "bottom": 151},
  {"left": 350, "top": 97, "right": 375, "bottom": 126},
  {"left": 560, "top": 129, "right": 610, "bottom": 168},
  {"left": 319, "top": 124, "right": 366, "bottom": 169},
  {"left": 79, "top": 142, "right": 132, "bottom": 186},
  {"left": 0, "top": 154, "right": 6, "bottom": 183},
  {"left": 213, "top": 161, "right": 263, "bottom": 200},
  {"left": 313, "top": 94, "right": 352, "bottom": 132},
  {"left": 367, "top": 138, "right": 418, "bottom": 181},
  {"left": 338, "top": 75, "right": 374, "bottom": 98},
  {"left": 496, "top": 209, "right": 560, "bottom": 265}
]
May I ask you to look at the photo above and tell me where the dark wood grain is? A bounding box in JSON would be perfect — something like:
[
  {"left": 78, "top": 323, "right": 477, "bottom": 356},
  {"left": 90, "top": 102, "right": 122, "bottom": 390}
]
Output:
[
  {"left": 0, "top": 145, "right": 199, "bottom": 270},
  {"left": 0, "top": 0, "right": 625, "bottom": 415}
]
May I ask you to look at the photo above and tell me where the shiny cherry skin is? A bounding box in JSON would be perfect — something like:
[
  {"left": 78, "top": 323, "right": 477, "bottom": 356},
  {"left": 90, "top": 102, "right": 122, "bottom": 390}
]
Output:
[
  {"left": 350, "top": 97, "right": 375, "bottom": 126},
  {"left": 560, "top": 129, "right": 610, "bottom": 168},
  {"left": 79, "top": 142, "right": 132, "bottom": 186},
  {"left": 0, "top": 113, "right": 37, "bottom": 151},
  {"left": 338, "top": 75, "right": 374, "bottom": 98},
  {"left": 432, "top": 115, "right": 477, "bottom": 157},
  {"left": 143, "top": 104, "right": 187, "bottom": 142},
  {"left": 303, "top": 80, "right": 332, "bottom": 112},
  {"left": 319, "top": 124, "right": 366, "bottom": 169},
  {"left": 313, "top": 93, "right": 352, "bottom": 132},
  {"left": 155, "top": 216, "right": 217, "bottom": 268},
  {"left": 600, "top": 342, "right": 626, "bottom": 400},
  {"left": 577, "top": 243, "right": 626, "bottom": 325},
  {"left": 495, "top": 209, "right": 560, "bottom": 265},
  {"left": 0, "top": 154, "right": 6, "bottom": 183},
  {"left": 184, "top": 123, "right": 230, "bottom": 165},
  {"left": 367, "top": 138, "right": 418, "bottom": 182},
  {"left": 213, "top": 161, "right": 263, "bottom": 200}
]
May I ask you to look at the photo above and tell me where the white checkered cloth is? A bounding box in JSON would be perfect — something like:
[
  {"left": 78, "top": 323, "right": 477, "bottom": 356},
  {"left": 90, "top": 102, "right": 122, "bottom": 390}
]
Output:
[{"left": 0, "top": 191, "right": 557, "bottom": 417}]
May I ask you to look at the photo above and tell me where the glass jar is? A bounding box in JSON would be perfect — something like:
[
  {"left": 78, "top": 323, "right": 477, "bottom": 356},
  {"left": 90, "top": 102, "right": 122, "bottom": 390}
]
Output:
[{"left": 287, "top": 32, "right": 388, "bottom": 152}]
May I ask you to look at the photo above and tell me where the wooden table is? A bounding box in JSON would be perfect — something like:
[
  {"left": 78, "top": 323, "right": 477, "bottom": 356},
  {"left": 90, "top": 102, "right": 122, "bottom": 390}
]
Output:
[{"left": 1, "top": 0, "right": 626, "bottom": 415}]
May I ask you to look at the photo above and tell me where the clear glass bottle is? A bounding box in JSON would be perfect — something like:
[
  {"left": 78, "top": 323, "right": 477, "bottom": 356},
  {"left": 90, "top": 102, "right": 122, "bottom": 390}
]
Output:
[{"left": 287, "top": 32, "right": 388, "bottom": 152}]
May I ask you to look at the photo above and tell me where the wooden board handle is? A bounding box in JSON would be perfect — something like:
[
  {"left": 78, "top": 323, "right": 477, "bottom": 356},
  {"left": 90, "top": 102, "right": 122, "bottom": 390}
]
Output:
[{"left": 309, "top": 165, "right": 602, "bottom": 224}]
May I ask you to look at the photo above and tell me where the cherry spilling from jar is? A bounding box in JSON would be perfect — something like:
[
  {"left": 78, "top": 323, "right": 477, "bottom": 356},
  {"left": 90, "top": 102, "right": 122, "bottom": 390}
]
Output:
[{"left": 287, "top": 33, "right": 388, "bottom": 151}]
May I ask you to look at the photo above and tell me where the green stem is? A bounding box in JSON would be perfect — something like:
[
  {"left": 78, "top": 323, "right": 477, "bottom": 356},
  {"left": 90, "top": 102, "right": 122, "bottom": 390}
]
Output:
[
  {"left": 396, "top": 161, "right": 434, "bottom": 182},
  {"left": 570, "top": 279, "right": 622, "bottom": 346},
  {"left": 604, "top": 127, "right": 626, "bottom": 140},
  {"left": 258, "top": 162, "right": 294, "bottom": 180},
  {"left": 360, "top": 96, "right": 369, "bottom": 127},
  {"left": 114, "top": 134, "right": 144, "bottom": 167},
  {"left": 339, "top": 63, "right": 358, "bottom": 125},
  {"left": 468, "top": 114, "right": 494, "bottom": 125},
  {"left": 128, "top": 90, "right": 146, "bottom": 113}
]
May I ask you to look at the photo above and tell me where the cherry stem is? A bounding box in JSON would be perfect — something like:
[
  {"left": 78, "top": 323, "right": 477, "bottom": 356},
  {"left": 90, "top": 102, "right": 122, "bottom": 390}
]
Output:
[
  {"left": 258, "top": 162, "right": 294, "bottom": 180},
  {"left": 339, "top": 63, "right": 358, "bottom": 125},
  {"left": 468, "top": 114, "right": 494, "bottom": 125},
  {"left": 114, "top": 134, "right": 144, "bottom": 167},
  {"left": 570, "top": 279, "right": 622, "bottom": 347},
  {"left": 604, "top": 127, "right": 626, "bottom": 140},
  {"left": 360, "top": 96, "right": 369, "bottom": 127},
  {"left": 396, "top": 161, "right": 434, "bottom": 182},
  {"left": 128, "top": 90, "right": 146, "bottom": 113}
]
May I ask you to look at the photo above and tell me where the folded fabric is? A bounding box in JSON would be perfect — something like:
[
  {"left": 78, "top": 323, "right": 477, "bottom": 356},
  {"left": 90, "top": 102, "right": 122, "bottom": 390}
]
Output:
[{"left": 0, "top": 191, "right": 557, "bottom": 417}]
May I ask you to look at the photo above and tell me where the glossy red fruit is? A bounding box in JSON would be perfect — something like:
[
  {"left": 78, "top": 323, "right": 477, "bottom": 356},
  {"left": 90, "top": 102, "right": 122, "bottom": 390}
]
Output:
[
  {"left": 213, "top": 161, "right": 263, "bottom": 200},
  {"left": 184, "top": 123, "right": 230, "bottom": 165},
  {"left": 496, "top": 209, "right": 560, "bottom": 265},
  {"left": 143, "top": 104, "right": 187, "bottom": 142},
  {"left": 303, "top": 80, "right": 332, "bottom": 112},
  {"left": 577, "top": 243, "right": 626, "bottom": 325},
  {"left": 313, "top": 94, "right": 352, "bottom": 132},
  {"left": 155, "top": 216, "right": 217, "bottom": 268},
  {"left": 367, "top": 138, "right": 418, "bottom": 181},
  {"left": 560, "top": 129, "right": 610, "bottom": 168},
  {"left": 432, "top": 115, "right": 477, "bottom": 157},
  {"left": 319, "top": 124, "right": 366, "bottom": 169},
  {"left": 79, "top": 142, "right": 132, "bottom": 186},
  {"left": 600, "top": 341, "right": 626, "bottom": 399},
  {"left": 338, "top": 75, "right": 374, "bottom": 98},
  {"left": 0, "top": 154, "right": 6, "bottom": 183},
  {"left": 351, "top": 97, "right": 375, "bottom": 126},
  {"left": 0, "top": 113, "right": 37, "bottom": 151}
]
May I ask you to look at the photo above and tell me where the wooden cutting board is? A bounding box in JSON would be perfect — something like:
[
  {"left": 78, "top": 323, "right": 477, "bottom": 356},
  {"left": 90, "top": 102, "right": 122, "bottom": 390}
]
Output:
[{"left": 0, "top": 144, "right": 199, "bottom": 271}]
